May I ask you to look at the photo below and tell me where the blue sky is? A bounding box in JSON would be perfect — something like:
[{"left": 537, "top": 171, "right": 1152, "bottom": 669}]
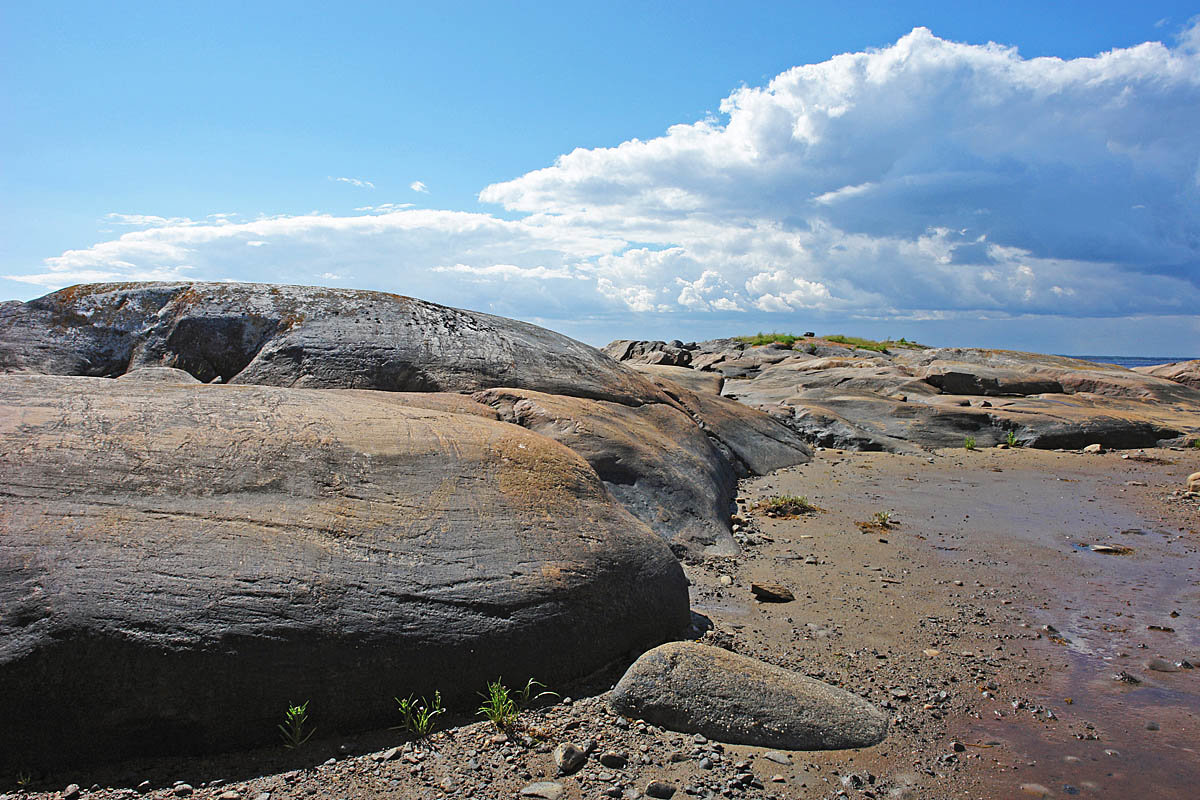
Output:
[{"left": 3, "top": 1, "right": 1198, "bottom": 355}]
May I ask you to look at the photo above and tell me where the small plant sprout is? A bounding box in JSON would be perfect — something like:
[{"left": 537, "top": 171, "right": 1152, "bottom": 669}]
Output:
[
  {"left": 515, "top": 678, "right": 559, "bottom": 708},
  {"left": 16, "top": 770, "right": 32, "bottom": 788},
  {"left": 478, "top": 679, "right": 519, "bottom": 731},
  {"left": 872, "top": 510, "right": 893, "bottom": 528},
  {"left": 477, "top": 677, "right": 557, "bottom": 731},
  {"left": 1005, "top": 430, "right": 1019, "bottom": 447},
  {"left": 963, "top": 435, "right": 977, "bottom": 451},
  {"left": 278, "top": 700, "right": 315, "bottom": 749},
  {"left": 395, "top": 691, "right": 445, "bottom": 738}
]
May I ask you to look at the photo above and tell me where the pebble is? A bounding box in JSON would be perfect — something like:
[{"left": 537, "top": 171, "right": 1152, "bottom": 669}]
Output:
[
  {"left": 172, "top": 785, "right": 193, "bottom": 797},
  {"left": 217, "top": 792, "right": 241, "bottom": 800},
  {"left": 645, "top": 780, "right": 677, "bottom": 799},
  {"left": 519, "top": 782, "right": 565, "bottom": 800},
  {"left": 762, "top": 750, "right": 790, "bottom": 764},
  {"left": 599, "top": 751, "right": 628, "bottom": 768},
  {"left": 1019, "top": 783, "right": 1054, "bottom": 797},
  {"left": 553, "top": 742, "right": 587, "bottom": 774},
  {"left": 750, "top": 582, "right": 794, "bottom": 602},
  {"left": 63, "top": 786, "right": 82, "bottom": 800},
  {"left": 1147, "top": 658, "right": 1180, "bottom": 672}
]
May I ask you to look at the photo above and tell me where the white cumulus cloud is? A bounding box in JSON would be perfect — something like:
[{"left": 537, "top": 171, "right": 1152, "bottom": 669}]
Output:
[
  {"left": 410, "top": 181, "right": 428, "bottom": 193},
  {"left": 9, "top": 24, "right": 1200, "bottom": 347}
]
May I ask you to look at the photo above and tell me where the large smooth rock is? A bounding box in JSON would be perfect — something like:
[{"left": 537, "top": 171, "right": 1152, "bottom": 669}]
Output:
[
  {"left": 610, "top": 642, "right": 888, "bottom": 750},
  {"left": 0, "top": 375, "right": 689, "bottom": 769},
  {"left": 473, "top": 388, "right": 738, "bottom": 555},
  {"left": 0, "top": 282, "right": 668, "bottom": 406}
]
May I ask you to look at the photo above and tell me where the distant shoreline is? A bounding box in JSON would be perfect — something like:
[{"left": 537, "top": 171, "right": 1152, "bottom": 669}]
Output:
[{"left": 1061, "top": 354, "right": 1196, "bottom": 368}]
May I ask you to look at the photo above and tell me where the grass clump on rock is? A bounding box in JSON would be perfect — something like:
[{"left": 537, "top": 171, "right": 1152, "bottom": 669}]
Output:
[
  {"left": 757, "top": 494, "right": 821, "bottom": 518},
  {"left": 736, "top": 332, "right": 805, "bottom": 347}
]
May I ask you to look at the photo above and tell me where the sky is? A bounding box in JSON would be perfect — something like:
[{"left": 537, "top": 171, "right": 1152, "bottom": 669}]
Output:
[{"left": 2, "top": 1, "right": 1198, "bottom": 355}]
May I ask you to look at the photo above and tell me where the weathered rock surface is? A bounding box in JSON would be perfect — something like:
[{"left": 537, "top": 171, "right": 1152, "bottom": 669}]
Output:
[
  {"left": 610, "top": 642, "right": 888, "bottom": 750},
  {"left": 0, "top": 282, "right": 668, "bottom": 406},
  {"left": 115, "top": 366, "right": 201, "bottom": 383},
  {"left": 606, "top": 339, "right": 1200, "bottom": 452},
  {"left": 0, "top": 375, "right": 689, "bottom": 769},
  {"left": 1133, "top": 359, "right": 1200, "bottom": 391},
  {"left": 630, "top": 363, "right": 724, "bottom": 396},
  {"left": 635, "top": 371, "right": 813, "bottom": 476},
  {"left": 472, "top": 388, "right": 739, "bottom": 555}
]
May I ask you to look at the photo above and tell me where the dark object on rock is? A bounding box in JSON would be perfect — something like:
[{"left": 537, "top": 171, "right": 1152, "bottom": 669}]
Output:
[
  {"left": 0, "top": 375, "right": 689, "bottom": 771},
  {"left": 610, "top": 642, "right": 888, "bottom": 750},
  {"left": 750, "top": 583, "right": 795, "bottom": 602}
]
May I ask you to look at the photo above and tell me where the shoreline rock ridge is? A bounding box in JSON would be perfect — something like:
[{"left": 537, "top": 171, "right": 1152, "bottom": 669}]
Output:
[{"left": 604, "top": 338, "right": 1200, "bottom": 452}]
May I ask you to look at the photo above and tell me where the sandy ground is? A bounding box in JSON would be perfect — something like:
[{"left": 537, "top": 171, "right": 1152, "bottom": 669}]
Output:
[{"left": 6, "top": 446, "right": 1199, "bottom": 800}]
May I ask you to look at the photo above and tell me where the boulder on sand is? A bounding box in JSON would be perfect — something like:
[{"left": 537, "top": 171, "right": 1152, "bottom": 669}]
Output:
[
  {"left": 0, "top": 374, "right": 690, "bottom": 769},
  {"left": 610, "top": 642, "right": 888, "bottom": 750}
]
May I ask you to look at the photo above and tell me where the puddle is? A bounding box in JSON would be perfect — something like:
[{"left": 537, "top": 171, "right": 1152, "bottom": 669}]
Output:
[{"left": 844, "top": 453, "right": 1200, "bottom": 796}]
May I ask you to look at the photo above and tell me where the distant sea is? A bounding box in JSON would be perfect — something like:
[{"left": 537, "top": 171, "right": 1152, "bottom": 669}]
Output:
[{"left": 1061, "top": 355, "right": 1193, "bottom": 369}]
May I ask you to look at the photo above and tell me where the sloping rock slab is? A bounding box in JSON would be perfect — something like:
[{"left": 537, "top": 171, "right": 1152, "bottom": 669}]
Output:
[
  {"left": 0, "top": 375, "right": 689, "bottom": 769},
  {"left": 636, "top": 372, "right": 812, "bottom": 476},
  {"left": 611, "top": 642, "right": 888, "bottom": 750},
  {"left": 631, "top": 364, "right": 724, "bottom": 396},
  {"left": 473, "top": 388, "right": 737, "bottom": 556},
  {"left": 0, "top": 282, "right": 668, "bottom": 406}
]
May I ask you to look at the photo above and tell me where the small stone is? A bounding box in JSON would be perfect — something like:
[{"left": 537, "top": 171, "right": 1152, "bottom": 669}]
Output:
[
  {"left": 762, "top": 750, "right": 790, "bottom": 764},
  {"left": 951, "top": 741, "right": 966, "bottom": 752},
  {"left": 750, "top": 582, "right": 794, "bottom": 602},
  {"left": 173, "top": 786, "right": 193, "bottom": 798},
  {"left": 1147, "top": 658, "right": 1180, "bottom": 672},
  {"left": 1082, "top": 443, "right": 1104, "bottom": 454},
  {"left": 645, "top": 781, "right": 676, "bottom": 799},
  {"left": 63, "top": 786, "right": 82, "bottom": 800},
  {"left": 519, "top": 782, "right": 565, "bottom": 800},
  {"left": 136, "top": 783, "right": 152, "bottom": 795},
  {"left": 1019, "top": 783, "right": 1054, "bottom": 797},
  {"left": 218, "top": 792, "right": 241, "bottom": 800},
  {"left": 553, "top": 742, "right": 587, "bottom": 774},
  {"left": 718, "top": 575, "right": 733, "bottom": 586},
  {"left": 599, "top": 751, "right": 628, "bottom": 768},
  {"left": 1145, "top": 720, "right": 1160, "bottom": 731}
]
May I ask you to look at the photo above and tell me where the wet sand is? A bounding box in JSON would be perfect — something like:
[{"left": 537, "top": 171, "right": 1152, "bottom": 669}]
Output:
[{"left": 711, "top": 445, "right": 1200, "bottom": 799}]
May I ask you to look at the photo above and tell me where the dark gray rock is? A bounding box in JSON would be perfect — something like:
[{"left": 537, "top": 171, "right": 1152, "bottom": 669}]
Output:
[
  {"left": 610, "top": 642, "right": 888, "bottom": 750},
  {"left": 0, "top": 375, "right": 689, "bottom": 770},
  {"left": 0, "top": 282, "right": 668, "bottom": 407}
]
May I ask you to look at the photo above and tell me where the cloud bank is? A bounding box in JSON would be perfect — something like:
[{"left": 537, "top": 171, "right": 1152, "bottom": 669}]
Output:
[{"left": 10, "top": 26, "right": 1200, "bottom": 344}]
